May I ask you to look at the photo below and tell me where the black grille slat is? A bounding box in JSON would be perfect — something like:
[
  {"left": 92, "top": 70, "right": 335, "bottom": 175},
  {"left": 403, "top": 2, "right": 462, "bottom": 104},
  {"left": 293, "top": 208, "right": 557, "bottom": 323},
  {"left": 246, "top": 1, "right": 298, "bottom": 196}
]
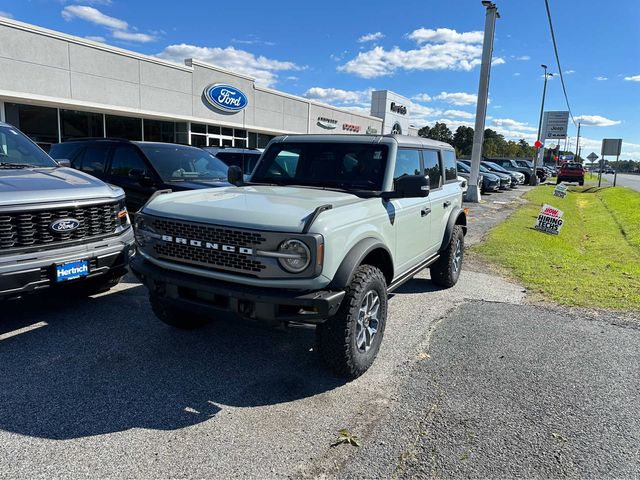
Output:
[
  {"left": 150, "top": 218, "right": 268, "bottom": 275},
  {"left": 0, "top": 202, "right": 119, "bottom": 252}
]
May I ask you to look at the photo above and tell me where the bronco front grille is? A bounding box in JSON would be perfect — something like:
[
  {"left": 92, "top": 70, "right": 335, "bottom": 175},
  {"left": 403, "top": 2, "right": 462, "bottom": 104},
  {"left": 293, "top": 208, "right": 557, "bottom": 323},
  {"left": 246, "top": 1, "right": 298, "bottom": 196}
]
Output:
[
  {"left": 0, "top": 202, "right": 119, "bottom": 252},
  {"left": 149, "top": 218, "right": 268, "bottom": 276}
]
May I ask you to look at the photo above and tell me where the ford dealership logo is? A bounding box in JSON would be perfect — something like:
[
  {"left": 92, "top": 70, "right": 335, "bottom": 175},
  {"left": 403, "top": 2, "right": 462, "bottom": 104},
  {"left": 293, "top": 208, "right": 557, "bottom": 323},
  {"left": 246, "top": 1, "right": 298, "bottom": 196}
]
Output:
[
  {"left": 204, "top": 84, "right": 248, "bottom": 113},
  {"left": 50, "top": 218, "right": 80, "bottom": 233}
]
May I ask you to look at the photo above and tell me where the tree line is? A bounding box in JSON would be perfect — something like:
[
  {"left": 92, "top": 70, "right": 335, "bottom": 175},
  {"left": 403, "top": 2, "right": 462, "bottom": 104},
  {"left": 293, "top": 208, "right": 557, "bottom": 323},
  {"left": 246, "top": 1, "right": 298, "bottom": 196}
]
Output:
[{"left": 418, "top": 122, "right": 537, "bottom": 159}]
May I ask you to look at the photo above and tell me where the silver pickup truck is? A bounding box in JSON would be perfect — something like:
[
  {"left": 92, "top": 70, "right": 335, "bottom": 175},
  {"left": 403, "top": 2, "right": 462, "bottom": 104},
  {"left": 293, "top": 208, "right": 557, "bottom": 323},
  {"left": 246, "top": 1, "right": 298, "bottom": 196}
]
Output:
[
  {"left": 132, "top": 134, "right": 466, "bottom": 378},
  {"left": 0, "top": 123, "right": 135, "bottom": 300}
]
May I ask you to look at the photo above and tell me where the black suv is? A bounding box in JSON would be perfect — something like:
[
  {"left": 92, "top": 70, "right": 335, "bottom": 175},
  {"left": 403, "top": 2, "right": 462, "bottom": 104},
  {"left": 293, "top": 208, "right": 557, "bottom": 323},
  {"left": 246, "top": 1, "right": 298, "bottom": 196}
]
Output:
[
  {"left": 202, "top": 147, "right": 262, "bottom": 174},
  {"left": 50, "top": 139, "right": 229, "bottom": 211}
]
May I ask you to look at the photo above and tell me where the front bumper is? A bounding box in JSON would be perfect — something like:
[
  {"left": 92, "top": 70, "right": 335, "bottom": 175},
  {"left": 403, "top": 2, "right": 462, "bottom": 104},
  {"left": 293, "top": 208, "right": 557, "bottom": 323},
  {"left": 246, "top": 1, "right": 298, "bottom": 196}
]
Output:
[
  {"left": 131, "top": 256, "right": 345, "bottom": 324},
  {"left": 0, "top": 228, "right": 135, "bottom": 299}
]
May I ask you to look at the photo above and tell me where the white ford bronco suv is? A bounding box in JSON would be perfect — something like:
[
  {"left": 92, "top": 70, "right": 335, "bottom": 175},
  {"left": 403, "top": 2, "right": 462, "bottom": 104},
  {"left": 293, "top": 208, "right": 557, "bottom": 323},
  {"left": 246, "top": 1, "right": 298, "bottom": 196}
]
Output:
[{"left": 132, "top": 134, "right": 466, "bottom": 378}]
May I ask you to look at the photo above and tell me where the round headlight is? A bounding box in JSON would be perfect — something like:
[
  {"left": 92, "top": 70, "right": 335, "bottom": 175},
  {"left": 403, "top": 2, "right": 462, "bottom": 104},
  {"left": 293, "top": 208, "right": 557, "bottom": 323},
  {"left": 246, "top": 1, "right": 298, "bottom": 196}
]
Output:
[{"left": 277, "top": 239, "right": 311, "bottom": 273}]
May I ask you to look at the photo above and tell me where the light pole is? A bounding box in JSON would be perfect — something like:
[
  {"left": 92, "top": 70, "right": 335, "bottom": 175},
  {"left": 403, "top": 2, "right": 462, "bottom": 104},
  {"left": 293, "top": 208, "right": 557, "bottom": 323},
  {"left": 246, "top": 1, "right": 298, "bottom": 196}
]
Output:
[
  {"left": 467, "top": 0, "right": 500, "bottom": 202},
  {"left": 531, "top": 65, "right": 553, "bottom": 186}
]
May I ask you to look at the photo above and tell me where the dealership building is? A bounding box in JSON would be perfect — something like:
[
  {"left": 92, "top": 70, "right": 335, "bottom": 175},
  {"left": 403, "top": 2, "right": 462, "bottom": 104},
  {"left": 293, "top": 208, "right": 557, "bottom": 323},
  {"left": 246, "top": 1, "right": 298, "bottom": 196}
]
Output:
[{"left": 0, "top": 17, "right": 418, "bottom": 152}]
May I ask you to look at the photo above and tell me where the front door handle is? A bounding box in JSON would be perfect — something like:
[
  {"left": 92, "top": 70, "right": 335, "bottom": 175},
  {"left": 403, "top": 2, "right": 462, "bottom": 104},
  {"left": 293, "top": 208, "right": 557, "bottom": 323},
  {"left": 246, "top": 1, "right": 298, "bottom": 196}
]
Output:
[
  {"left": 443, "top": 201, "right": 452, "bottom": 208},
  {"left": 421, "top": 207, "right": 431, "bottom": 217}
]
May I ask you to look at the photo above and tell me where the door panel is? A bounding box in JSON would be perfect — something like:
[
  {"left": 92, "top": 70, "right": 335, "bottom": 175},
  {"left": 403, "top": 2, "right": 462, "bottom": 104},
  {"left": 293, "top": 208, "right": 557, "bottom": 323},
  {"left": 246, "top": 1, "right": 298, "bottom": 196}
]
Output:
[
  {"left": 107, "top": 146, "right": 155, "bottom": 211},
  {"left": 422, "top": 149, "right": 446, "bottom": 254}
]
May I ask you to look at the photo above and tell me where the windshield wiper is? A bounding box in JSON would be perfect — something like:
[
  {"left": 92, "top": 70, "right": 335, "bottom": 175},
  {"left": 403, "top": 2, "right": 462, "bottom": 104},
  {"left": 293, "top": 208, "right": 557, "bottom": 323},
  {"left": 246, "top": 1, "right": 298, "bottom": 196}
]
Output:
[{"left": 0, "top": 162, "right": 34, "bottom": 169}]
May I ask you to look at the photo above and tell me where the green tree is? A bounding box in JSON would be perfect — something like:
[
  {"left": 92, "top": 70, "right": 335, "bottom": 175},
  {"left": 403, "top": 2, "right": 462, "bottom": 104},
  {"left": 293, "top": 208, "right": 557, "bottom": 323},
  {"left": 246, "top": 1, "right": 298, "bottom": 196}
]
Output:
[
  {"left": 452, "top": 126, "right": 474, "bottom": 157},
  {"left": 417, "top": 126, "right": 431, "bottom": 138},
  {"left": 426, "top": 122, "right": 453, "bottom": 143}
]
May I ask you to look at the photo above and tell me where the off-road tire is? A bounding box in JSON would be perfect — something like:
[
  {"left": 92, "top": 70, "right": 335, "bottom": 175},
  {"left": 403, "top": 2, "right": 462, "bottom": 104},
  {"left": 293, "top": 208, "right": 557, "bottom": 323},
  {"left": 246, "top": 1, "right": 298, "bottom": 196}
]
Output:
[
  {"left": 430, "top": 225, "right": 464, "bottom": 288},
  {"left": 149, "top": 294, "right": 206, "bottom": 329},
  {"left": 579, "top": 180, "right": 584, "bottom": 186},
  {"left": 315, "top": 265, "right": 388, "bottom": 379}
]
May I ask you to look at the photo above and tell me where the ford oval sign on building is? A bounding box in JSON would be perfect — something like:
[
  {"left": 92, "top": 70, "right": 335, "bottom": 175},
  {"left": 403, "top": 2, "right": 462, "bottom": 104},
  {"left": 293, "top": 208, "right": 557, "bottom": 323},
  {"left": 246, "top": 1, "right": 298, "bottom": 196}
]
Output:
[{"left": 204, "top": 84, "right": 248, "bottom": 113}]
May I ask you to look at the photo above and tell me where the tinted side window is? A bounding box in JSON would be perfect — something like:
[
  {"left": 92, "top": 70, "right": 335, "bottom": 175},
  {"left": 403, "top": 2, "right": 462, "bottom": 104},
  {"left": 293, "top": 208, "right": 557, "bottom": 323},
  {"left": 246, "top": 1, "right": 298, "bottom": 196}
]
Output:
[
  {"left": 443, "top": 150, "right": 458, "bottom": 182},
  {"left": 110, "top": 146, "right": 148, "bottom": 177},
  {"left": 422, "top": 149, "right": 442, "bottom": 189},
  {"left": 75, "top": 145, "right": 110, "bottom": 173},
  {"left": 393, "top": 149, "right": 421, "bottom": 180},
  {"left": 49, "top": 143, "right": 83, "bottom": 161},
  {"left": 266, "top": 149, "right": 301, "bottom": 178}
]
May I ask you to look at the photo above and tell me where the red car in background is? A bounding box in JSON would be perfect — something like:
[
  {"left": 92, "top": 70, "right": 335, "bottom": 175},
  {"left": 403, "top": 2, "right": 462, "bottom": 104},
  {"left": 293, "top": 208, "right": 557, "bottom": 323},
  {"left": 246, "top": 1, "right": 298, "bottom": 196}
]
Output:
[{"left": 557, "top": 162, "right": 585, "bottom": 186}]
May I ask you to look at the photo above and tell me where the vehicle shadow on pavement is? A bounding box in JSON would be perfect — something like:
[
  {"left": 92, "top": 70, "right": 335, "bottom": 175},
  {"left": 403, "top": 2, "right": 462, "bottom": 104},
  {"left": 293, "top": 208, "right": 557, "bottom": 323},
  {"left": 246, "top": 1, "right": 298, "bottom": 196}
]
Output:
[
  {"left": 393, "top": 277, "right": 444, "bottom": 295},
  {"left": 0, "top": 286, "right": 346, "bottom": 440}
]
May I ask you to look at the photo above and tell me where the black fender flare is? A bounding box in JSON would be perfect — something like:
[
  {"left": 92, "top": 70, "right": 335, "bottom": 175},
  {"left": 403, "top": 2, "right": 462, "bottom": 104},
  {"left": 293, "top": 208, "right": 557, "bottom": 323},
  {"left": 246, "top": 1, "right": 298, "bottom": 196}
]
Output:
[
  {"left": 439, "top": 207, "right": 467, "bottom": 252},
  {"left": 328, "top": 238, "right": 393, "bottom": 290}
]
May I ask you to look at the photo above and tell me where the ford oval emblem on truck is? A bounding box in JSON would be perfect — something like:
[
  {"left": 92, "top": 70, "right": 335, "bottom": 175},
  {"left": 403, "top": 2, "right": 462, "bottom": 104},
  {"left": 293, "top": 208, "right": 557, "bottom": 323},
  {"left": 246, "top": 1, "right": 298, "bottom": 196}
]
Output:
[
  {"left": 204, "top": 84, "right": 248, "bottom": 113},
  {"left": 50, "top": 218, "right": 80, "bottom": 233}
]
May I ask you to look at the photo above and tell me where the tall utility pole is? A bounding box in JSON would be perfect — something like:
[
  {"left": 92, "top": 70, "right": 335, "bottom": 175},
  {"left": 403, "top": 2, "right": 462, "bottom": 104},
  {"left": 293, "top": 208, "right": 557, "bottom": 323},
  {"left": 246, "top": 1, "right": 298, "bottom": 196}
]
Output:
[
  {"left": 574, "top": 122, "right": 581, "bottom": 161},
  {"left": 531, "top": 65, "right": 552, "bottom": 186},
  {"left": 467, "top": 1, "right": 500, "bottom": 203}
]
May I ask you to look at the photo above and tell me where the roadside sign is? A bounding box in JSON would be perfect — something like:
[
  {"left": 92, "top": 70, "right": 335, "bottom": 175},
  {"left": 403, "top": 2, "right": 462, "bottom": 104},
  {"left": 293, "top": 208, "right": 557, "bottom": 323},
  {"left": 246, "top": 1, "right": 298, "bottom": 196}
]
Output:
[
  {"left": 542, "top": 111, "right": 569, "bottom": 139},
  {"left": 561, "top": 154, "right": 574, "bottom": 161},
  {"left": 587, "top": 152, "right": 599, "bottom": 162},
  {"left": 534, "top": 204, "right": 565, "bottom": 235},
  {"left": 601, "top": 139, "right": 622, "bottom": 156},
  {"left": 553, "top": 184, "right": 568, "bottom": 198}
]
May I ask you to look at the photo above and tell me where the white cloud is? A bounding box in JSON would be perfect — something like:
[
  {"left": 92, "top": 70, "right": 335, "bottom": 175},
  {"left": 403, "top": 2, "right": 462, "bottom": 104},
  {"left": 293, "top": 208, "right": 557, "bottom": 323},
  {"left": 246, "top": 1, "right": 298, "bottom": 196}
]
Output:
[
  {"left": 358, "top": 32, "right": 384, "bottom": 43},
  {"left": 156, "top": 44, "right": 302, "bottom": 87},
  {"left": 443, "top": 109, "right": 474, "bottom": 119},
  {"left": 574, "top": 115, "right": 621, "bottom": 127},
  {"left": 407, "top": 28, "right": 483, "bottom": 44},
  {"left": 565, "top": 69, "right": 575, "bottom": 74},
  {"left": 491, "top": 118, "right": 537, "bottom": 132},
  {"left": 303, "top": 87, "right": 372, "bottom": 105},
  {"left": 624, "top": 75, "right": 640, "bottom": 82},
  {"left": 85, "top": 35, "right": 106, "bottom": 42},
  {"left": 231, "top": 36, "right": 275, "bottom": 47},
  {"left": 412, "top": 93, "right": 432, "bottom": 102},
  {"left": 286, "top": 76, "right": 299, "bottom": 81},
  {"left": 0, "top": 10, "right": 13, "bottom": 18},
  {"left": 62, "top": 0, "right": 113, "bottom": 4},
  {"left": 112, "top": 30, "right": 156, "bottom": 43},
  {"left": 492, "top": 57, "right": 506, "bottom": 66},
  {"left": 513, "top": 72, "right": 521, "bottom": 76},
  {"left": 515, "top": 55, "right": 530, "bottom": 61},
  {"left": 594, "top": 76, "right": 608, "bottom": 81},
  {"left": 434, "top": 91, "right": 477, "bottom": 106},
  {"left": 61, "top": 5, "right": 127, "bottom": 30},
  {"left": 340, "top": 28, "right": 484, "bottom": 78}
]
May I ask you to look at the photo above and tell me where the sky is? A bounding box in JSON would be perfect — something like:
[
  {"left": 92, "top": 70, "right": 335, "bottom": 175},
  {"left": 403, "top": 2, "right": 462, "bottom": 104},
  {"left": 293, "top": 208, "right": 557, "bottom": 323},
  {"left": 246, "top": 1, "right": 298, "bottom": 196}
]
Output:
[{"left": 1, "top": 0, "right": 639, "bottom": 159}]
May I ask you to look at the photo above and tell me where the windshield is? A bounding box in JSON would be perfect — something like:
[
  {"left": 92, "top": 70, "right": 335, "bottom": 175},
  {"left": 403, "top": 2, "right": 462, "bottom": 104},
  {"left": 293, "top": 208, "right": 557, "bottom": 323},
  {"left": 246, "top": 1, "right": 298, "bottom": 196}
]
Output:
[
  {"left": 457, "top": 162, "right": 471, "bottom": 173},
  {"left": 251, "top": 142, "right": 389, "bottom": 191},
  {"left": 0, "top": 126, "right": 57, "bottom": 168},
  {"left": 516, "top": 160, "right": 532, "bottom": 168},
  {"left": 137, "top": 144, "right": 228, "bottom": 181},
  {"left": 483, "top": 161, "right": 509, "bottom": 173}
]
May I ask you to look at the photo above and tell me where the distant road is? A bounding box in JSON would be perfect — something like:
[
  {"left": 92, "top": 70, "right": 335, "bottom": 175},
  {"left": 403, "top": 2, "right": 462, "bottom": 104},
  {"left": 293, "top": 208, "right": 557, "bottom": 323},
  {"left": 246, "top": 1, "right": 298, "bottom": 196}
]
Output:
[{"left": 604, "top": 173, "right": 640, "bottom": 192}]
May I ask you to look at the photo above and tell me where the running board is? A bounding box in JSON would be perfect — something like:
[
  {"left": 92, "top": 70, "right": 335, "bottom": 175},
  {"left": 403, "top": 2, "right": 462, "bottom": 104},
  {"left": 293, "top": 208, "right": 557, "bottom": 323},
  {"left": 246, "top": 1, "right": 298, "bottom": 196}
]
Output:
[{"left": 388, "top": 254, "right": 440, "bottom": 292}]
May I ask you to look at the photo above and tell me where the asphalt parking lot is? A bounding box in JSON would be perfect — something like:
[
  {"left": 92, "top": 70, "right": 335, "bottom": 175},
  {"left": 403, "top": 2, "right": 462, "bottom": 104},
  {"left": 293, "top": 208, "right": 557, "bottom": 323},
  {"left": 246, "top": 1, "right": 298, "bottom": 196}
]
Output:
[{"left": 2, "top": 185, "right": 638, "bottom": 479}]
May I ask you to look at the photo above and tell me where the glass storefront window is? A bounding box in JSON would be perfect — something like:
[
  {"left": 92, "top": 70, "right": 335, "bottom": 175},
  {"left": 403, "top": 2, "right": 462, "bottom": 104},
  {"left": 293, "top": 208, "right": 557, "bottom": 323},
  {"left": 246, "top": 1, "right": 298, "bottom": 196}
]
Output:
[
  {"left": 61, "top": 109, "right": 104, "bottom": 141},
  {"left": 191, "top": 134, "right": 207, "bottom": 147},
  {"left": 191, "top": 123, "right": 206, "bottom": 134},
  {"left": 208, "top": 137, "right": 220, "bottom": 147},
  {"left": 234, "top": 129, "right": 247, "bottom": 138},
  {"left": 105, "top": 115, "right": 142, "bottom": 140},
  {"left": 222, "top": 138, "right": 232, "bottom": 147},
  {"left": 221, "top": 127, "right": 233, "bottom": 137},
  {"left": 257, "top": 134, "right": 275, "bottom": 149},
  {"left": 234, "top": 139, "right": 247, "bottom": 148},
  {"left": 248, "top": 132, "right": 258, "bottom": 148},
  {"left": 207, "top": 125, "right": 220, "bottom": 135},
  {"left": 144, "top": 119, "right": 186, "bottom": 143},
  {"left": 4, "top": 103, "right": 59, "bottom": 150}
]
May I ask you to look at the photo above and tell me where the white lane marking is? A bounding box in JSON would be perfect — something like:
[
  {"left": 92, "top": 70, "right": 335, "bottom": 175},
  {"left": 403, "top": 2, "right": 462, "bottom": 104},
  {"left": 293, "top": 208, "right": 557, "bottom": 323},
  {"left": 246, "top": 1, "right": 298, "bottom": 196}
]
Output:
[{"left": 0, "top": 321, "right": 48, "bottom": 341}]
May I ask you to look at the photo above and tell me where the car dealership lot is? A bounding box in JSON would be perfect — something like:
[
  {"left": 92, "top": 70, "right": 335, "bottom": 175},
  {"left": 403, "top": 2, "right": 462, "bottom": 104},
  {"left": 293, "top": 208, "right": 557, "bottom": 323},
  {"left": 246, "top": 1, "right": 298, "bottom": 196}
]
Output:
[{"left": 0, "top": 191, "right": 528, "bottom": 479}]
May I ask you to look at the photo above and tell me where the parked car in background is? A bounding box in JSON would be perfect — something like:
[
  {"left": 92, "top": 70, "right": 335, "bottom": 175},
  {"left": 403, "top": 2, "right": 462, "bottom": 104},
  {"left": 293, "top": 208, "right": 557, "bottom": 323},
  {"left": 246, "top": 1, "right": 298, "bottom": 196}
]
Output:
[
  {"left": 202, "top": 146, "right": 262, "bottom": 175},
  {"left": 605, "top": 167, "right": 615, "bottom": 174},
  {"left": 50, "top": 139, "right": 229, "bottom": 212},
  {"left": 460, "top": 160, "right": 511, "bottom": 190},
  {"left": 514, "top": 159, "right": 547, "bottom": 183},
  {"left": 457, "top": 161, "right": 497, "bottom": 193},
  {"left": 557, "top": 162, "right": 585, "bottom": 185},
  {"left": 488, "top": 158, "right": 534, "bottom": 184},
  {"left": 481, "top": 160, "right": 524, "bottom": 187},
  {"left": 0, "top": 123, "right": 134, "bottom": 300}
]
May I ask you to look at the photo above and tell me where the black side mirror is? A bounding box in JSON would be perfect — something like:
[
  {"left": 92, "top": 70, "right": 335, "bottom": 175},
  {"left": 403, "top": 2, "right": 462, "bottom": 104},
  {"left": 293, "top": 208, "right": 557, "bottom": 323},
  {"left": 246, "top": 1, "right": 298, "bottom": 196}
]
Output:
[
  {"left": 129, "top": 169, "right": 154, "bottom": 187},
  {"left": 227, "top": 165, "right": 243, "bottom": 186},
  {"left": 57, "top": 159, "right": 71, "bottom": 168},
  {"left": 383, "top": 175, "right": 430, "bottom": 199}
]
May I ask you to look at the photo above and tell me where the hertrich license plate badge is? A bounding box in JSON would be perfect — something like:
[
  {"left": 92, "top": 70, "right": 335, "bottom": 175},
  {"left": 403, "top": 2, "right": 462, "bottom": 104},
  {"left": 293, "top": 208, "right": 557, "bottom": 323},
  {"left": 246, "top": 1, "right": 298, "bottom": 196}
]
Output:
[{"left": 56, "top": 260, "right": 90, "bottom": 282}]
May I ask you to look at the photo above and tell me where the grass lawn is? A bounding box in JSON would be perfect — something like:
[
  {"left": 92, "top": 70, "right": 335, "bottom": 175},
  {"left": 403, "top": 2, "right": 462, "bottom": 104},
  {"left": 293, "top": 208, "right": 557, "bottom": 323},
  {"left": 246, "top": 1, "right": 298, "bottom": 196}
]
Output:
[{"left": 473, "top": 185, "right": 640, "bottom": 310}]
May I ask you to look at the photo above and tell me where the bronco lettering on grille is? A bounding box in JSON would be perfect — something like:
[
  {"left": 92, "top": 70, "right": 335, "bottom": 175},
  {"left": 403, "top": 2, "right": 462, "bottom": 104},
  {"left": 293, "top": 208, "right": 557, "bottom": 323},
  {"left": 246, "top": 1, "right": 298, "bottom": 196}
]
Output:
[{"left": 160, "top": 235, "right": 253, "bottom": 255}]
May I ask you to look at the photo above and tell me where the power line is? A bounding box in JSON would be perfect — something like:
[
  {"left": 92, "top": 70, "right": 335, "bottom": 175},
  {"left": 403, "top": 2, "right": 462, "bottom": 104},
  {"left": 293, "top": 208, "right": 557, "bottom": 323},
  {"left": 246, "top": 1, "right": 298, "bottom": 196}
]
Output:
[{"left": 544, "top": 0, "right": 577, "bottom": 126}]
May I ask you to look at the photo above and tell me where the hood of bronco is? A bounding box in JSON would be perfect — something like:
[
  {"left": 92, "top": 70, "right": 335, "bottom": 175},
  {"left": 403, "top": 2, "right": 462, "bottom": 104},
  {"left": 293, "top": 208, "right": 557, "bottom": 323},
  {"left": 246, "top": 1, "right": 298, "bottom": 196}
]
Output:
[{"left": 142, "top": 185, "right": 364, "bottom": 232}]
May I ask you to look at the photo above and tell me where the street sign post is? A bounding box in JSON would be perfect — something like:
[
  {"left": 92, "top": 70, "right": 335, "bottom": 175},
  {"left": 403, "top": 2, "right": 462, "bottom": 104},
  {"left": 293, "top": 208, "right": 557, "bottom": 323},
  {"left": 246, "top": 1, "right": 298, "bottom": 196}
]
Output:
[
  {"left": 587, "top": 152, "right": 599, "bottom": 162},
  {"left": 599, "top": 139, "right": 622, "bottom": 188}
]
